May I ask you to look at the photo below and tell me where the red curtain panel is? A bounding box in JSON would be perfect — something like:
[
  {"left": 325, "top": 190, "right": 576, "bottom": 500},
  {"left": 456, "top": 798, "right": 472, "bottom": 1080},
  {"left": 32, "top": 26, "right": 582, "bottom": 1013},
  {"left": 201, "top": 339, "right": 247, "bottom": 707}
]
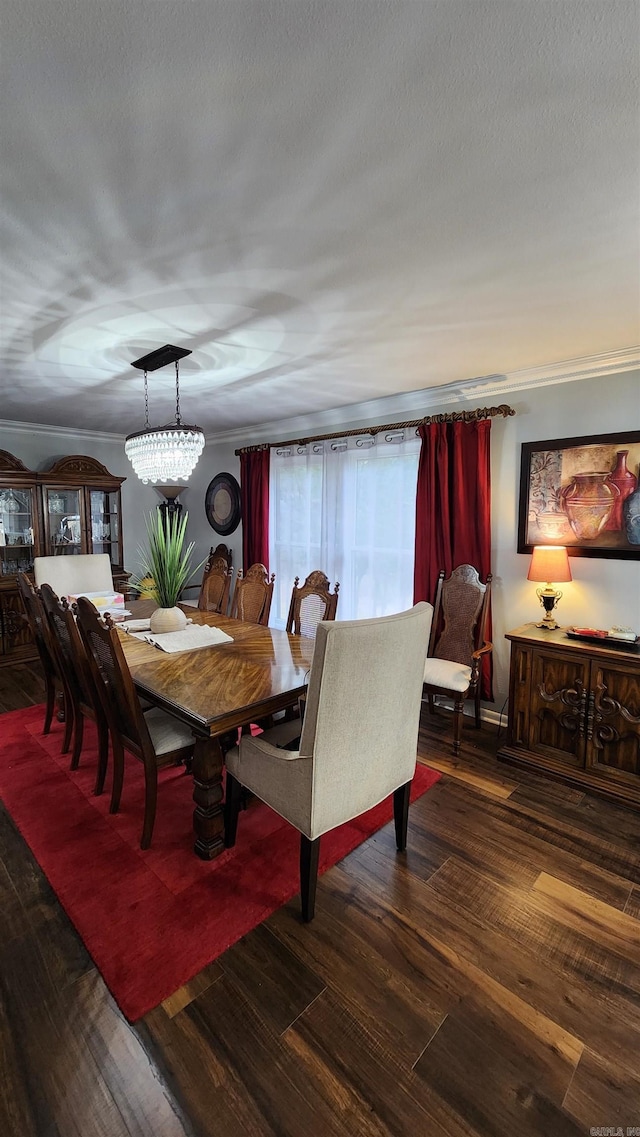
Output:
[
  {"left": 413, "top": 419, "right": 493, "bottom": 699},
  {"left": 240, "top": 449, "right": 270, "bottom": 572}
]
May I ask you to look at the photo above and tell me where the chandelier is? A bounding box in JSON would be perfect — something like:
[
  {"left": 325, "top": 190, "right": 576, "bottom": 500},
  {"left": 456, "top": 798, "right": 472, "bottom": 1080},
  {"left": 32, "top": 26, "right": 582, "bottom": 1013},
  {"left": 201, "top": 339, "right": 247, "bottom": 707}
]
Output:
[{"left": 124, "top": 345, "right": 205, "bottom": 484}]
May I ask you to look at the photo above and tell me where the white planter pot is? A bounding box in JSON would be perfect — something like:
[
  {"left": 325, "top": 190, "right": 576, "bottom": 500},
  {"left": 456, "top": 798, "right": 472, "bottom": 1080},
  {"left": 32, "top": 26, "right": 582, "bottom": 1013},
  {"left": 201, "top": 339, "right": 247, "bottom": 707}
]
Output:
[{"left": 149, "top": 606, "right": 188, "bottom": 634}]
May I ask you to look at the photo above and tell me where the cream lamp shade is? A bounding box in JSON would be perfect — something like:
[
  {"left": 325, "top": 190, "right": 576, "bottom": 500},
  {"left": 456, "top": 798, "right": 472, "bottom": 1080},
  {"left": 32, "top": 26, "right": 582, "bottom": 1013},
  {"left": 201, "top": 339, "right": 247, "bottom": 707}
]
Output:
[{"left": 527, "top": 545, "right": 572, "bottom": 629}]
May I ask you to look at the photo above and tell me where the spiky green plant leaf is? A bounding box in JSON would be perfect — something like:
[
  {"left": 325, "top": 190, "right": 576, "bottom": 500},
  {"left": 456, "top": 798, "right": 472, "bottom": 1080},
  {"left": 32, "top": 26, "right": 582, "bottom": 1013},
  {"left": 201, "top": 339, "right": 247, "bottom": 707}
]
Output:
[{"left": 130, "top": 511, "right": 205, "bottom": 608}]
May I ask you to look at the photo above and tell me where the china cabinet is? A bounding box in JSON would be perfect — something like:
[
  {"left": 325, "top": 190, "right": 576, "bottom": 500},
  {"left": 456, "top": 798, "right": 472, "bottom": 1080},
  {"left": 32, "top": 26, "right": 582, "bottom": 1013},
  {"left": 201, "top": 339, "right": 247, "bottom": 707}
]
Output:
[
  {"left": 41, "top": 455, "right": 124, "bottom": 568},
  {"left": 0, "top": 451, "right": 129, "bottom": 663},
  {"left": 499, "top": 624, "right": 640, "bottom": 810}
]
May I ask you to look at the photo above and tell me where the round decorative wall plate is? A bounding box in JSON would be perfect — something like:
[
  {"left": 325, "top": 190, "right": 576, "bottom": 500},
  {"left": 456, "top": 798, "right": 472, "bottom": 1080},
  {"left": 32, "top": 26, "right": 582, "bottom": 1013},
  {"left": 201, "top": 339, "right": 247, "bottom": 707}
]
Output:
[{"left": 205, "top": 472, "right": 241, "bottom": 535}]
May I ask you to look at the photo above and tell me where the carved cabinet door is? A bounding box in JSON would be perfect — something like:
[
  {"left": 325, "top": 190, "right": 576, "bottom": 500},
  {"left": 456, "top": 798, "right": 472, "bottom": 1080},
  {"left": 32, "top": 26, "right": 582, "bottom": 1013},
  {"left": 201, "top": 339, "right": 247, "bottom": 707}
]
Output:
[
  {"left": 584, "top": 659, "right": 640, "bottom": 785},
  {"left": 527, "top": 649, "right": 590, "bottom": 767}
]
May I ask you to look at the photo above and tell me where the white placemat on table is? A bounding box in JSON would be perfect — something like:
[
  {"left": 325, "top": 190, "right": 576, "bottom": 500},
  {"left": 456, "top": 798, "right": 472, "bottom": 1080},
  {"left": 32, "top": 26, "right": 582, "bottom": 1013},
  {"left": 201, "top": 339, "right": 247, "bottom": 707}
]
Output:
[{"left": 128, "top": 624, "right": 233, "bottom": 652}]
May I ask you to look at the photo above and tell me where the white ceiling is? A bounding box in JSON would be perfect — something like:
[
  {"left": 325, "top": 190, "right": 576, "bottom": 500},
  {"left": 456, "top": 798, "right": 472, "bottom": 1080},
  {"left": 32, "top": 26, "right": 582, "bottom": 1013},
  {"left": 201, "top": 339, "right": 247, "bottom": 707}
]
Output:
[{"left": 1, "top": 0, "right": 638, "bottom": 438}]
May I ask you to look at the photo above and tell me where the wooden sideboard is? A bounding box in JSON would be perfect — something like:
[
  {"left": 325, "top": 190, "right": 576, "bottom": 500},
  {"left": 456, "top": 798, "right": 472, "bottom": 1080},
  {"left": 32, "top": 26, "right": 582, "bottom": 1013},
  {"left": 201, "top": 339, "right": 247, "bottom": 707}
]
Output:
[
  {"left": 499, "top": 624, "right": 640, "bottom": 810},
  {"left": 0, "top": 451, "right": 129, "bottom": 665}
]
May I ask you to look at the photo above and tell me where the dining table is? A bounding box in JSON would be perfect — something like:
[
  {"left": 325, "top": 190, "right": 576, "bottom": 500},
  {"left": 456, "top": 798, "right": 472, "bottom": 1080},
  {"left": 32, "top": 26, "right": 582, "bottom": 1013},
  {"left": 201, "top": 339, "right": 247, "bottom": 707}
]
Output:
[{"left": 117, "top": 600, "right": 315, "bottom": 859}]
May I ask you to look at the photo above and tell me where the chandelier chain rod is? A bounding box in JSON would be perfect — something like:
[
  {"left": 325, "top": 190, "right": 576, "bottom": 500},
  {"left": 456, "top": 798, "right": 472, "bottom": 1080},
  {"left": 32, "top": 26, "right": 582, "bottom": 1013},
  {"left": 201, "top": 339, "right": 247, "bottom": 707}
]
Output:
[
  {"left": 143, "top": 370, "right": 150, "bottom": 428},
  {"left": 175, "top": 361, "right": 182, "bottom": 426}
]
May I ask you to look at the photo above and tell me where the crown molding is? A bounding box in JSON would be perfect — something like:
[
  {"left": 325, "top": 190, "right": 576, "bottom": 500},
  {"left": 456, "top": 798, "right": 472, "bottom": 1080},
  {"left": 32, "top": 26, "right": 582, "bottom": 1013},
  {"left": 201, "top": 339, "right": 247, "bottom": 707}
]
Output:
[
  {"left": 3, "top": 347, "right": 637, "bottom": 448},
  {"left": 454, "top": 346, "right": 640, "bottom": 399},
  {"left": 206, "top": 346, "right": 639, "bottom": 445},
  {"left": 0, "top": 418, "right": 124, "bottom": 443}
]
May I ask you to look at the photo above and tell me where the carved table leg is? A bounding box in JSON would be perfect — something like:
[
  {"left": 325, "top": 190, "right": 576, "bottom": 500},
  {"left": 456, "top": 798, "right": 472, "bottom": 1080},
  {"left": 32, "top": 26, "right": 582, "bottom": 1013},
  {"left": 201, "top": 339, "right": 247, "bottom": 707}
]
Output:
[{"left": 192, "top": 734, "right": 226, "bottom": 860}]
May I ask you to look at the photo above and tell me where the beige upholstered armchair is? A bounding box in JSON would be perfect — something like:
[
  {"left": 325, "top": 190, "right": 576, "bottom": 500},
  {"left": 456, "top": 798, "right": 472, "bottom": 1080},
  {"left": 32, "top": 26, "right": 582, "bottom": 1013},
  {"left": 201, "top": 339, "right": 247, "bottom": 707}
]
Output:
[
  {"left": 34, "top": 552, "right": 114, "bottom": 596},
  {"left": 225, "top": 602, "right": 433, "bottom": 921},
  {"left": 422, "top": 564, "right": 492, "bottom": 756}
]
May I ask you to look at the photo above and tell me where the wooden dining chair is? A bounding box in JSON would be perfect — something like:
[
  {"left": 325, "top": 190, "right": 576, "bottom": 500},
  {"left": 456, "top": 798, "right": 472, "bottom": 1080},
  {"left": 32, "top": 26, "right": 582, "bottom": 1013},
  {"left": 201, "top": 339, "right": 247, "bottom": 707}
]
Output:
[
  {"left": 74, "top": 596, "right": 197, "bottom": 848},
  {"left": 195, "top": 552, "right": 232, "bottom": 615},
  {"left": 229, "top": 563, "right": 275, "bottom": 626},
  {"left": 181, "top": 543, "right": 232, "bottom": 605},
  {"left": 39, "top": 583, "right": 110, "bottom": 789},
  {"left": 17, "top": 572, "right": 71, "bottom": 749},
  {"left": 211, "top": 543, "right": 232, "bottom": 570},
  {"left": 422, "top": 564, "right": 493, "bottom": 755},
  {"left": 286, "top": 571, "right": 340, "bottom": 637}
]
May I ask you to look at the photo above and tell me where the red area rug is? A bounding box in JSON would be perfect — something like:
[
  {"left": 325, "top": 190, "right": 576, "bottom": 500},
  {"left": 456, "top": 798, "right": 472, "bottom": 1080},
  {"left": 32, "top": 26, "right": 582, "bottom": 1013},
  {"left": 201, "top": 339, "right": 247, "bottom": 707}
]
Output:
[{"left": 0, "top": 704, "right": 440, "bottom": 1021}]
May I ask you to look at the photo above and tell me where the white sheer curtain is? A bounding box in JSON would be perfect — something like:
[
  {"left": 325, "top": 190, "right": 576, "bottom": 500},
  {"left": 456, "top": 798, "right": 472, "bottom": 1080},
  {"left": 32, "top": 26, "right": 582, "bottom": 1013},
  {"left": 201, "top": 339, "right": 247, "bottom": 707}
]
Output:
[{"left": 269, "top": 431, "right": 421, "bottom": 627}]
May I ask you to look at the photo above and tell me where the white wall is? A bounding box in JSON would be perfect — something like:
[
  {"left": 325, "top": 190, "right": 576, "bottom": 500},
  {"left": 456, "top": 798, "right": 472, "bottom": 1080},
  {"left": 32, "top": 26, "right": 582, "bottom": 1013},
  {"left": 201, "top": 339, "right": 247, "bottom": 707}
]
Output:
[{"left": 4, "top": 367, "right": 638, "bottom": 711}]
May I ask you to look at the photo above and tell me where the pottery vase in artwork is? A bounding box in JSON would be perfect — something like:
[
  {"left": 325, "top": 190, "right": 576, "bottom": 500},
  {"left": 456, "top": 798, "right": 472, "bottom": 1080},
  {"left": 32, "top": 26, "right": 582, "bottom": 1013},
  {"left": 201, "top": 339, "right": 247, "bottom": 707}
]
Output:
[
  {"left": 604, "top": 450, "right": 637, "bottom": 531},
  {"left": 624, "top": 483, "right": 640, "bottom": 546},
  {"left": 561, "top": 472, "right": 619, "bottom": 541},
  {"left": 535, "top": 508, "right": 572, "bottom": 541},
  {"left": 149, "top": 606, "right": 188, "bottom": 634}
]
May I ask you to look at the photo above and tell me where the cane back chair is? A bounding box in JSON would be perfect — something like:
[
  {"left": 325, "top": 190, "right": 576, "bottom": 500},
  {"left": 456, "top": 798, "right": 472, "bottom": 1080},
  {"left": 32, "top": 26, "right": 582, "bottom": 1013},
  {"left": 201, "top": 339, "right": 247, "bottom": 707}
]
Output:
[
  {"left": 422, "top": 564, "right": 493, "bottom": 755},
  {"left": 286, "top": 571, "right": 339, "bottom": 637},
  {"left": 39, "top": 583, "right": 109, "bottom": 788},
  {"left": 196, "top": 553, "right": 232, "bottom": 615},
  {"left": 230, "top": 563, "right": 275, "bottom": 626},
  {"left": 17, "top": 572, "right": 69, "bottom": 747},
  {"left": 75, "top": 596, "right": 196, "bottom": 849}
]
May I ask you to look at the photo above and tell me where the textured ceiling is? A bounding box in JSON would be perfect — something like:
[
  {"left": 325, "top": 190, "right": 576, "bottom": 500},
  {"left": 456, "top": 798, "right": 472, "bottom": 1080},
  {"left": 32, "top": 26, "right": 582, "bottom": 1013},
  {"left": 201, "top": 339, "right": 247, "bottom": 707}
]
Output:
[{"left": 1, "top": 0, "right": 638, "bottom": 437}]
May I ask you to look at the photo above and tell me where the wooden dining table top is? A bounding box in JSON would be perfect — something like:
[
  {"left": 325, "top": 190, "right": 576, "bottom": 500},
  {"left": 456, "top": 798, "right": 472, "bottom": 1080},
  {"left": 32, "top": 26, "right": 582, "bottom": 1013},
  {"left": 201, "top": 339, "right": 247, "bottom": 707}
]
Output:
[{"left": 118, "top": 600, "right": 316, "bottom": 737}]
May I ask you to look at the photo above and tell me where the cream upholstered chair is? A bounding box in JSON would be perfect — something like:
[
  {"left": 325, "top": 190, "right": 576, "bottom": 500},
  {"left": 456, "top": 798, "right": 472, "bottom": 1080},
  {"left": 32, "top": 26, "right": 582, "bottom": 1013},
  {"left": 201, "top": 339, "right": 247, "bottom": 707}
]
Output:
[
  {"left": 34, "top": 553, "right": 114, "bottom": 597},
  {"left": 225, "top": 602, "right": 433, "bottom": 921},
  {"left": 422, "top": 564, "right": 492, "bottom": 756}
]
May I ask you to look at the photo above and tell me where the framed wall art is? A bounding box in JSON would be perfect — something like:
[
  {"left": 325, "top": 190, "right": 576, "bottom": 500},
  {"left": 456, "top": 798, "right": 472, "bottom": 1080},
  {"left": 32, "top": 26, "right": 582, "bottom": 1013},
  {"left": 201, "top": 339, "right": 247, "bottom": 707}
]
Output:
[{"left": 517, "top": 431, "right": 640, "bottom": 559}]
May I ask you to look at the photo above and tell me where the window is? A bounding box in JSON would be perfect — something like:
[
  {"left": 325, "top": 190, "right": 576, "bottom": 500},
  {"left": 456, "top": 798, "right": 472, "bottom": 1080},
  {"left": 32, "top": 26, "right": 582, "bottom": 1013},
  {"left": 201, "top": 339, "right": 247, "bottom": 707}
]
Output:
[{"left": 269, "top": 432, "right": 420, "bottom": 626}]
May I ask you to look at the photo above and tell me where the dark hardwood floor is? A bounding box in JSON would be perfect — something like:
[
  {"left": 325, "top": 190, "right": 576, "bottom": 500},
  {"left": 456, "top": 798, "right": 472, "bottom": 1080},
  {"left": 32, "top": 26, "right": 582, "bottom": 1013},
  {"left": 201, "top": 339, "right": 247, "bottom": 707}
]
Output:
[{"left": 1, "top": 662, "right": 639, "bottom": 1136}]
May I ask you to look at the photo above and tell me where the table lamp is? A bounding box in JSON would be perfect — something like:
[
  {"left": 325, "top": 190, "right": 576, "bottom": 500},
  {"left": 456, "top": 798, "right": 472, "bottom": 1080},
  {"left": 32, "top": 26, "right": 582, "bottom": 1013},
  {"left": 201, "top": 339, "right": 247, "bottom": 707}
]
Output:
[{"left": 527, "top": 545, "right": 572, "bottom": 629}]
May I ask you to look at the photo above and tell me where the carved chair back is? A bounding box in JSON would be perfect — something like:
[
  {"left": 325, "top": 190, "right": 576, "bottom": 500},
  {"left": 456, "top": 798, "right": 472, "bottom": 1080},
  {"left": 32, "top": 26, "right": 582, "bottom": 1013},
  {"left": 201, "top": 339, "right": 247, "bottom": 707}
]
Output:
[
  {"left": 197, "top": 554, "right": 232, "bottom": 614},
  {"left": 286, "top": 570, "right": 340, "bottom": 637},
  {"left": 428, "top": 564, "right": 492, "bottom": 668},
  {"left": 230, "top": 563, "right": 275, "bottom": 626},
  {"left": 74, "top": 597, "right": 154, "bottom": 759},
  {"left": 17, "top": 572, "right": 58, "bottom": 680},
  {"left": 17, "top": 571, "right": 67, "bottom": 740},
  {"left": 75, "top": 596, "right": 194, "bottom": 848},
  {"left": 40, "top": 582, "right": 110, "bottom": 774},
  {"left": 211, "top": 543, "right": 232, "bottom": 570}
]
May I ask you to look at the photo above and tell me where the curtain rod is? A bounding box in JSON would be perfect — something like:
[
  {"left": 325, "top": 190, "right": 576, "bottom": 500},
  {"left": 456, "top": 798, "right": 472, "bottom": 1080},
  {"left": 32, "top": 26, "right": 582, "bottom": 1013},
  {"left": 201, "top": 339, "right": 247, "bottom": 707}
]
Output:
[{"left": 235, "top": 403, "right": 516, "bottom": 455}]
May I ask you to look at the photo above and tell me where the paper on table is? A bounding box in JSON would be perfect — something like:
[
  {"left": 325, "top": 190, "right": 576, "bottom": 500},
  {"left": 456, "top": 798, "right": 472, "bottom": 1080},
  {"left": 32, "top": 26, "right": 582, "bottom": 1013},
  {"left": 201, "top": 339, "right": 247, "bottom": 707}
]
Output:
[{"left": 129, "top": 624, "right": 233, "bottom": 652}]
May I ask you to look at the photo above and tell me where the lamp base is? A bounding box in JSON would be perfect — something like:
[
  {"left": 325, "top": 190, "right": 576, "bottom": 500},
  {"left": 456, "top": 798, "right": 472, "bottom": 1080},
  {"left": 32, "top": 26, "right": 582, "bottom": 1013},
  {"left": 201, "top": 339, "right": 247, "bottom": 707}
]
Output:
[
  {"left": 535, "top": 585, "right": 562, "bottom": 630},
  {"left": 535, "top": 614, "right": 560, "bottom": 630}
]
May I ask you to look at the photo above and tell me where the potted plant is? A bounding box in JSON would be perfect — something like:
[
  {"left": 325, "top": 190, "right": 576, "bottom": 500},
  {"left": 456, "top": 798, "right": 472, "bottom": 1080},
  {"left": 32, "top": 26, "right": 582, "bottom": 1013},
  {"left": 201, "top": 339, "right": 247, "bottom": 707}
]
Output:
[{"left": 132, "top": 510, "right": 203, "bottom": 633}]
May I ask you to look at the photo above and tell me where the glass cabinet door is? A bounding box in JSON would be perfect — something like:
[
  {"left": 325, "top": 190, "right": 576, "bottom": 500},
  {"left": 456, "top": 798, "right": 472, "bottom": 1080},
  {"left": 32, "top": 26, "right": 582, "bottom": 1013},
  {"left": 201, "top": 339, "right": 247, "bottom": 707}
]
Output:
[
  {"left": 0, "top": 485, "right": 37, "bottom": 577},
  {"left": 89, "top": 489, "right": 122, "bottom": 567},
  {"left": 44, "top": 486, "right": 84, "bottom": 555}
]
